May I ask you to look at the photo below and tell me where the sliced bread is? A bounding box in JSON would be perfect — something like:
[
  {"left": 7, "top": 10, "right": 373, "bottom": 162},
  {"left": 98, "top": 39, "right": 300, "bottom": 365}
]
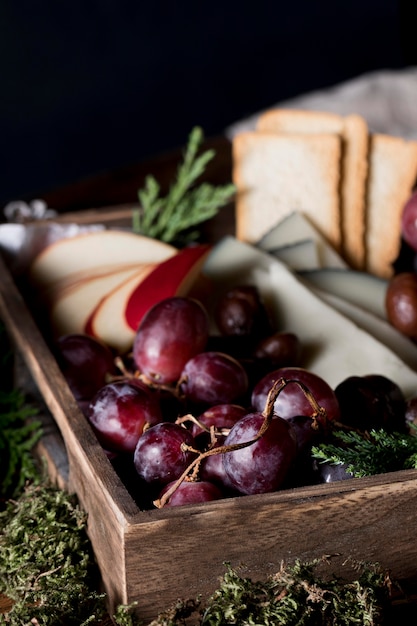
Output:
[
  {"left": 233, "top": 131, "right": 342, "bottom": 251},
  {"left": 256, "top": 109, "right": 369, "bottom": 270},
  {"left": 365, "top": 133, "right": 417, "bottom": 279}
]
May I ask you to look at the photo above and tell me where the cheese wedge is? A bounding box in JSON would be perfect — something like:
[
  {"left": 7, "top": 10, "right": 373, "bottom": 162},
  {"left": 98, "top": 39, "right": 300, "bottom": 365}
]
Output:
[{"left": 203, "top": 237, "right": 417, "bottom": 397}]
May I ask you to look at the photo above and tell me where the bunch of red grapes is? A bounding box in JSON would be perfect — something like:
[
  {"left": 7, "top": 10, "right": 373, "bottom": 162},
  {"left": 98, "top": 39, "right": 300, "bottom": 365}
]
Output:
[{"left": 56, "top": 284, "right": 411, "bottom": 509}]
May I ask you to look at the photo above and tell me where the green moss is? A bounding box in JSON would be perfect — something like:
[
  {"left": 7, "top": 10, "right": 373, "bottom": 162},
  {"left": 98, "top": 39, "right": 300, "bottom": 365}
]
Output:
[
  {"left": 0, "top": 484, "right": 107, "bottom": 625},
  {"left": 148, "top": 559, "right": 391, "bottom": 626}
]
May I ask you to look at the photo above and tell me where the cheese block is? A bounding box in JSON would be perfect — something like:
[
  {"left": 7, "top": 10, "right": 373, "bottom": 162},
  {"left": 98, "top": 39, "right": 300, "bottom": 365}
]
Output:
[
  {"left": 203, "top": 237, "right": 417, "bottom": 397},
  {"left": 257, "top": 211, "right": 347, "bottom": 269},
  {"left": 308, "top": 286, "right": 417, "bottom": 372},
  {"left": 298, "top": 267, "right": 387, "bottom": 319},
  {"left": 270, "top": 239, "right": 320, "bottom": 271}
]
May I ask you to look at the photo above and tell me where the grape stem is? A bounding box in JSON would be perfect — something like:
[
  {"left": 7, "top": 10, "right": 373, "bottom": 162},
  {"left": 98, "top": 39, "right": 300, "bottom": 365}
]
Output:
[{"left": 153, "top": 377, "right": 328, "bottom": 508}]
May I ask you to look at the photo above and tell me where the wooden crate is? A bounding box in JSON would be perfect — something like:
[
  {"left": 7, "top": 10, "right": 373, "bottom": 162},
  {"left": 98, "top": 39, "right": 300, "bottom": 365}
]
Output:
[{"left": 1, "top": 208, "right": 417, "bottom": 622}]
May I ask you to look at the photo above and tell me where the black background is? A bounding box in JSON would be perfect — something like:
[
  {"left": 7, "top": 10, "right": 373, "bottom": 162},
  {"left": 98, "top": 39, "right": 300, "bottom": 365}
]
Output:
[{"left": 0, "top": 0, "right": 415, "bottom": 205}]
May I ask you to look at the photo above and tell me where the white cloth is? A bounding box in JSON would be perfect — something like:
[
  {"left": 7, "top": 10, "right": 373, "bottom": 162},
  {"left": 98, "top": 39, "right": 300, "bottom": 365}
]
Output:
[{"left": 227, "top": 66, "right": 417, "bottom": 140}]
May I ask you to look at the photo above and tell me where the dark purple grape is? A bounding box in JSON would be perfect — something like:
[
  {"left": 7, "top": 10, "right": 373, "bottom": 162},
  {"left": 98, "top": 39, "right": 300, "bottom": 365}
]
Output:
[
  {"left": 199, "top": 435, "right": 237, "bottom": 492},
  {"left": 335, "top": 374, "right": 406, "bottom": 432},
  {"left": 206, "top": 334, "right": 255, "bottom": 360},
  {"left": 314, "top": 461, "right": 353, "bottom": 483},
  {"left": 405, "top": 396, "right": 417, "bottom": 428},
  {"left": 87, "top": 380, "right": 162, "bottom": 453},
  {"left": 222, "top": 412, "right": 297, "bottom": 495},
  {"left": 56, "top": 333, "right": 116, "bottom": 401},
  {"left": 133, "top": 422, "right": 196, "bottom": 485},
  {"left": 251, "top": 367, "right": 340, "bottom": 428},
  {"left": 179, "top": 351, "right": 248, "bottom": 407},
  {"left": 252, "top": 331, "right": 301, "bottom": 369},
  {"left": 385, "top": 272, "right": 417, "bottom": 339},
  {"left": 132, "top": 297, "right": 209, "bottom": 384},
  {"left": 214, "top": 285, "right": 272, "bottom": 338},
  {"left": 158, "top": 480, "right": 224, "bottom": 507},
  {"left": 191, "top": 403, "right": 247, "bottom": 438},
  {"left": 286, "top": 415, "right": 322, "bottom": 452},
  {"left": 401, "top": 190, "right": 417, "bottom": 252}
]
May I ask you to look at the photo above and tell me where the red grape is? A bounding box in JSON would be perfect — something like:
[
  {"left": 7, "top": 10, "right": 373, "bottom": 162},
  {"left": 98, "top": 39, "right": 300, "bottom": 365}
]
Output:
[
  {"left": 87, "top": 380, "right": 162, "bottom": 453},
  {"left": 56, "top": 333, "right": 116, "bottom": 401},
  {"left": 179, "top": 351, "right": 249, "bottom": 407},
  {"left": 334, "top": 374, "right": 406, "bottom": 432},
  {"left": 214, "top": 285, "right": 272, "bottom": 338},
  {"left": 158, "top": 479, "right": 224, "bottom": 507},
  {"left": 133, "top": 422, "right": 196, "bottom": 485},
  {"left": 191, "top": 403, "right": 247, "bottom": 437},
  {"left": 199, "top": 435, "right": 237, "bottom": 492},
  {"left": 405, "top": 395, "right": 417, "bottom": 428},
  {"left": 315, "top": 462, "right": 353, "bottom": 483},
  {"left": 251, "top": 367, "right": 340, "bottom": 428},
  {"left": 385, "top": 272, "right": 417, "bottom": 339},
  {"left": 222, "top": 412, "right": 297, "bottom": 495},
  {"left": 132, "top": 297, "right": 209, "bottom": 384},
  {"left": 252, "top": 331, "right": 301, "bottom": 369},
  {"left": 401, "top": 190, "right": 417, "bottom": 251}
]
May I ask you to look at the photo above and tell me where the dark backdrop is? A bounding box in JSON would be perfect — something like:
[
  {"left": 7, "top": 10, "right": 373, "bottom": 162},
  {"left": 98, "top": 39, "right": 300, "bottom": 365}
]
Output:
[{"left": 0, "top": 1, "right": 415, "bottom": 205}]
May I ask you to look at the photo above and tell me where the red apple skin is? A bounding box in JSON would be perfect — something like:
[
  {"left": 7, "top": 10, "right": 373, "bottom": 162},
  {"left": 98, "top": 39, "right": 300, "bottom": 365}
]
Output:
[{"left": 124, "top": 244, "right": 211, "bottom": 331}]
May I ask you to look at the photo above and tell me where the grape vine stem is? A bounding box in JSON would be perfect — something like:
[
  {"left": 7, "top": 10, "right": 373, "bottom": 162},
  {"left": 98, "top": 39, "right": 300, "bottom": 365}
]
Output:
[{"left": 154, "top": 377, "right": 327, "bottom": 508}]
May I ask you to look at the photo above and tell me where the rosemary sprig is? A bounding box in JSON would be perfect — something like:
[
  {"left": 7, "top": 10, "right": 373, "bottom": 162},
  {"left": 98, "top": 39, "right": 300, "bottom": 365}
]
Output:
[
  {"left": 133, "top": 126, "right": 235, "bottom": 244},
  {"left": 312, "top": 428, "right": 417, "bottom": 478}
]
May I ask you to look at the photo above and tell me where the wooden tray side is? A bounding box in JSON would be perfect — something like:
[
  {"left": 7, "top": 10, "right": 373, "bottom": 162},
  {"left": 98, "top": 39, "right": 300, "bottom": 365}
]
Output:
[
  {"left": 0, "top": 252, "right": 138, "bottom": 608},
  {"left": 122, "top": 470, "right": 417, "bottom": 620}
]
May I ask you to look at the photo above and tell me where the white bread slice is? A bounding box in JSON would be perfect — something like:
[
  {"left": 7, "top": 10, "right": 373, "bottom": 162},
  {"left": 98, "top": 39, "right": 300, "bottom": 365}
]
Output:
[
  {"left": 257, "top": 109, "right": 369, "bottom": 270},
  {"left": 257, "top": 108, "right": 344, "bottom": 134},
  {"left": 365, "top": 134, "right": 417, "bottom": 278},
  {"left": 233, "top": 131, "right": 342, "bottom": 251}
]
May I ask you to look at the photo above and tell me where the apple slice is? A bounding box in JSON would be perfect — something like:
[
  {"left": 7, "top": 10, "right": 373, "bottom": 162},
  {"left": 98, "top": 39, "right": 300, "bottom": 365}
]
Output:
[
  {"left": 86, "top": 245, "right": 211, "bottom": 353},
  {"left": 30, "top": 230, "right": 176, "bottom": 289},
  {"left": 50, "top": 264, "right": 154, "bottom": 338},
  {"left": 41, "top": 262, "right": 146, "bottom": 306}
]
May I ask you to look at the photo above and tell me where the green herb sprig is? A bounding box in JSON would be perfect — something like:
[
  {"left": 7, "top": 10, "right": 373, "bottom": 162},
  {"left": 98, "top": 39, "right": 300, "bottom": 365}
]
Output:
[
  {"left": 312, "top": 427, "right": 417, "bottom": 478},
  {"left": 133, "top": 126, "right": 235, "bottom": 244}
]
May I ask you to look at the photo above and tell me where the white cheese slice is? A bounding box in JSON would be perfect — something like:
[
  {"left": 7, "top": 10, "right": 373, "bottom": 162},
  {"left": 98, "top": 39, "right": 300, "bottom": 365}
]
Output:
[
  {"left": 203, "top": 237, "right": 417, "bottom": 397},
  {"left": 298, "top": 267, "right": 387, "bottom": 320},
  {"left": 309, "top": 286, "right": 417, "bottom": 372},
  {"left": 257, "top": 211, "right": 347, "bottom": 269},
  {"left": 270, "top": 239, "right": 320, "bottom": 271}
]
